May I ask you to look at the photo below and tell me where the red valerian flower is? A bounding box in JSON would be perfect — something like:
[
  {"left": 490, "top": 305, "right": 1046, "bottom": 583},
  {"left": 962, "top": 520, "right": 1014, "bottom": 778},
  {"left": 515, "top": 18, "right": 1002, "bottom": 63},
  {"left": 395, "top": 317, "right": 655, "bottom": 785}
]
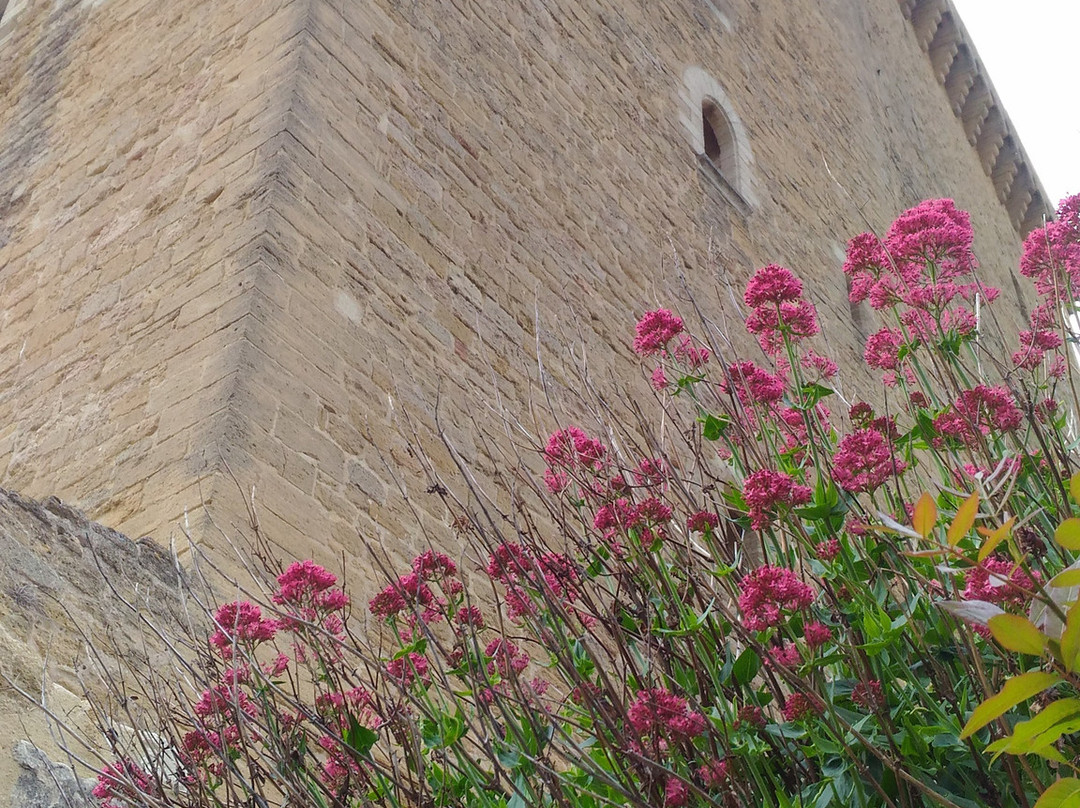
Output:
[
  {"left": 633, "top": 309, "right": 684, "bottom": 356},
  {"left": 782, "top": 692, "right": 821, "bottom": 722},
  {"left": 210, "top": 601, "right": 278, "bottom": 657},
  {"left": 1020, "top": 194, "right": 1080, "bottom": 303},
  {"left": 745, "top": 263, "right": 804, "bottom": 307},
  {"left": 627, "top": 688, "right": 707, "bottom": 740},
  {"left": 831, "top": 428, "right": 906, "bottom": 494},
  {"left": 687, "top": 510, "right": 720, "bottom": 533},
  {"left": 803, "top": 621, "right": 833, "bottom": 649},
  {"left": 962, "top": 558, "right": 1041, "bottom": 608},
  {"left": 742, "top": 469, "right": 811, "bottom": 529},
  {"left": 738, "top": 565, "right": 815, "bottom": 631},
  {"left": 852, "top": 680, "right": 885, "bottom": 711},
  {"left": 544, "top": 425, "right": 607, "bottom": 470},
  {"left": 721, "top": 361, "right": 785, "bottom": 406},
  {"left": 932, "top": 385, "right": 1022, "bottom": 449}
]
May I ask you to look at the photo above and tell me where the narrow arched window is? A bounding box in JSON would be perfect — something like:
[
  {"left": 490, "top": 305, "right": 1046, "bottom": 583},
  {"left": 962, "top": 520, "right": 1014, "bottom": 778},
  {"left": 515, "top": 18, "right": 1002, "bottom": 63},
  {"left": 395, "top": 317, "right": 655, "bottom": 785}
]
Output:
[{"left": 702, "top": 99, "right": 737, "bottom": 184}]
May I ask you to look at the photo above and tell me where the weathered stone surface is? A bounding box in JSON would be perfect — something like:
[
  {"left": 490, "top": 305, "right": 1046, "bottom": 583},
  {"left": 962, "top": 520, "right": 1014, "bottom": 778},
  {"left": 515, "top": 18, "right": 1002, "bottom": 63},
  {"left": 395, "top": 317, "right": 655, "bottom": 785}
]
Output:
[
  {"left": 10, "top": 742, "right": 95, "bottom": 808},
  {"left": 0, "top": 489, "right": 182, "bottom": 806}
]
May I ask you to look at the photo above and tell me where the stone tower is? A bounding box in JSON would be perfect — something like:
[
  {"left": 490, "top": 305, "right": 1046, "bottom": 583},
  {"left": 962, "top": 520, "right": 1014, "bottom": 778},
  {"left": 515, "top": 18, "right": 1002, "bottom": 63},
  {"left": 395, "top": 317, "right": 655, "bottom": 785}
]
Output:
[{"left": 0, "top": 0, "right": 1051, "bottom": 565}]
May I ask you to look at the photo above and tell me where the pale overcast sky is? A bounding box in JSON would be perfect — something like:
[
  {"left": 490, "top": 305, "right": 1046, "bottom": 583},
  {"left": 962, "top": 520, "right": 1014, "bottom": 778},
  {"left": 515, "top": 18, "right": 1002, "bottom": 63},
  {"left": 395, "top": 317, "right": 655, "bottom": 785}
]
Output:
[{"left": 949, "top": 0, "right": 1079, "bottom": 208}]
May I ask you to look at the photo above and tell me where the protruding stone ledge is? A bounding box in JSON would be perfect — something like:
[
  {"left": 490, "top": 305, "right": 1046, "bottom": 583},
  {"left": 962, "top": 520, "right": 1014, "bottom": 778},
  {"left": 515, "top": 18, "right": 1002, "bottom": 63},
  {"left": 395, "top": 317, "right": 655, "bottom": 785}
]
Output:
[{"left": 900, "top": 0, "right": 1054, "bottom": 235}]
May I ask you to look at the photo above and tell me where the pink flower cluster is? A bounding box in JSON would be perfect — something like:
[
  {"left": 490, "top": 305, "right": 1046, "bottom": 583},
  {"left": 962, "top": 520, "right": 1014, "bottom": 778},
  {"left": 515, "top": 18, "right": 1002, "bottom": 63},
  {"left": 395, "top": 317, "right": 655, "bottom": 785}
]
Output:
[
  {"left": 1012, "top": 301, "right": 1064, "bottom": 371},
  {"left": 782, "top": 692, "right": 821, "bottom": 722},
  {"left": 485, "top": 638, "right": 530, "bottom": 677},
  {"left": 593, "top": 496, "right": 673, "bottom": 547},
  {"left": 744, "top": 264, "right": 819, "bottom": 355},
  {"left": 633, "top": 309, "right": 684, "bottom": 356},
  {"left": 803, "top": 620, "right": 833, "bottom": 649},
  {"left": 932, "top": 385, "right": 1022, "bottom": 449},
  {"left": 484, "top": 542, "right": 581, "bottom": 620},
  {"left": 962, "top": 558, "right": 1041, "bottom": 608},
  {"left": 742, "top": 469, "right": 811, "bottom": 529},
  {"left": 831, "top": 427, "right": 906, "bottom": 494},
  {"left": 369, "top": 551, "right": 461, "bottom": 622},
  {"left": 93, "top": 759, "right": 156, "bottom": 808},
  {"left": 1020, "top": 193, "right": 1080, "bottom": 303},
  {"left": 722, "top": 360, "right": 785, "bottom": 406},
  {"left": 627, "top": 687, "right": 707, "bottom": 741},
  {"left": 209, "top": 600, "right": 279, "bottom": 657},
  {"left": 845, "top": 199, "right": 979, "bottom": 311},
  {"left": 737, "top": 565, "right": 815, "bottom": 631},
  {"left": 852, "top": 680, "right": 885, "bottom": 711},
  {"left": 687, "top": 510, "right": 720, "bottom": 533}
]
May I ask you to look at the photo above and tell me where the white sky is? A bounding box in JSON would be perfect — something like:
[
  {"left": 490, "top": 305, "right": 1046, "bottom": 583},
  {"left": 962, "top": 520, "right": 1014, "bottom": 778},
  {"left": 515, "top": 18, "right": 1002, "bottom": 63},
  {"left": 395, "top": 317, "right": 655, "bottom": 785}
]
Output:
[{"left": 948, "top": 0, "right": 1079, "bottom": 207}]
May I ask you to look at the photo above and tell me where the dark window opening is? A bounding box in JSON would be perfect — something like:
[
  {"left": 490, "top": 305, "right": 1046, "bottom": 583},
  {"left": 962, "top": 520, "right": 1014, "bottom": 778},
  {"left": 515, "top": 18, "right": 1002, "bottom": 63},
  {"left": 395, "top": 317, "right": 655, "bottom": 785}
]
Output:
[{"left": 702, "top": 100, "right": 737, "bottom": 184}]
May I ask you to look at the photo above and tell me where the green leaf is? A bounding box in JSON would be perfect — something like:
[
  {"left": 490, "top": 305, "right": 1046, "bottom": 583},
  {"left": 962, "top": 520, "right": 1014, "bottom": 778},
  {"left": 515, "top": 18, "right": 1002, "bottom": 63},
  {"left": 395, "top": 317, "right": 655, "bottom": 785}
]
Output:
[
  {"left": 1050, "top": 568, "right": 1080, "bottom": 588},
  {"left": 987, "top": 614, "right": 1047, "bottom": 655},
  {"left": 1061, "top": 601, "right": 1080, "bottom": 673},
  {"left": 344, "top": 713, "right": 379, "bottom": 757},
  {"left": 986, "top": 698, "right": 1080, "bottom": 758},
  {"left": 798, "top": 382, "right": 834, "bottom": 410},
  {"left": 1034, "top": 778, "right": 1080, "bottom": 808},
  {"left": 732, "top": 648, "right": 760, "bottom": 685},
  {"left": 1071, "top": 472, "right": 1080, "bottom": 506},
  {"left": 1054, "top": 518, "right": 1080, "bottom": 551},
  {"left": 702, "top": 414, "right": 729, "bottom": 441},
  {"left": 959, "top": 670, "right": 1060, "bottom": 739},
  {"left": 947, "top": 492, "right": 979, "bottom": 547}
]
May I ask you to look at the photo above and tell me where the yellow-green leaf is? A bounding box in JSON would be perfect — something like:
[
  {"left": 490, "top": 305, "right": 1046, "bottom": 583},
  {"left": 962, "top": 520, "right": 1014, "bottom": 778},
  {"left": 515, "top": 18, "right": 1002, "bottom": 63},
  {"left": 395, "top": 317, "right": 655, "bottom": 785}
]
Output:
[
  {"left": 913, "top": 492, "right": 936, "bottom": 539},
  {"left": 987, "top": 614, "right": 1047, "bottom": 655},
  {"left": 1071, "top": 471, "right": 1080, "bottom": 506},
  {"left": 1050, "top": 568, "right": 1080, "bottom": 588},
  {"left": 978, "top": 516, "right": 1016, "bottom": 563},
  {"left": 1061, "top": 601, "right": 1080, "bottom": 673},
  {"left": 997, "top": 698, "right": 1080, "bottom": 753},
  {"left": 1054, "top": 518, "right": 1080, "bottom": 551},
  {"left": 1035, "top": 777, "right": 1080, "bottom": 808},
  {"left": 959, "top": 670, "right": 1061, "bottom": 739},
  {"left": 948, "top": 492, "right": 979, "bottom": 547}
]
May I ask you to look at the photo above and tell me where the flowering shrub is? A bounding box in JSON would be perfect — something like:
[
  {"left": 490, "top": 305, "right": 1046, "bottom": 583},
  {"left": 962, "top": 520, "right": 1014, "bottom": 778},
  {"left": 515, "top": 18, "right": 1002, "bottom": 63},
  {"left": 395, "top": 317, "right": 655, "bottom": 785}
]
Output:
[{"left": 85, "top": 196, "right": 1080, "bottom": 808}]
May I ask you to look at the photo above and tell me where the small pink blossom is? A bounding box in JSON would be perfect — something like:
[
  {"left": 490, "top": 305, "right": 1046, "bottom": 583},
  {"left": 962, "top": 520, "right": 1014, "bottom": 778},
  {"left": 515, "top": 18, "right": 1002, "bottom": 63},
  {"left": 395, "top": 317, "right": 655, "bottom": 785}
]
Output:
[
  {"left": 863, "top": 327, "right": 904, "bottom": 371},
  {"left": 385, "top": 652, "right": 430, "bottom": 687},
  {"left": 722, "top": 361, "right": 786, "bottom": 406},
  {"left": 782, "top": 692, "right": 821, "bottom": 722},
  {"left": 209, "top": 601, "right": 278, "bottom": 656},
  {"left": 664, "top": 778, "right": 691, "bottom": 807},
  {"left": 742, "top": 469, "right": 811, "bottom": 529},
  {"left": 687, "top": 510, "right": 720, "bottom": 533},
  {"left": 634, "top": 309, "right": 684, "bottom": 356},
  {"left": 738, "top": 565, "right": 815, "bottom": 631},
  {"left": 771, "top": 641, "right": 801, "bottom": 668},
  {"left": 852, "top": 680, "right": 885, "bottom": 711},
  {"left": 673, "top": 335, "right": 710, "bottom": 368},
  {"left": 650, "top": 365, "right": 668, "bottom": 391},
  {"left": 832, "top": 428, "right": 906, "bottom": 494},
  {"left": 544, "top": 426, "right": 607, "bottom": 471},
  {"left": 745, "top": 263, "right": 804, "bottom": 307},
  {"left": 803, "top": 621, "right": 833, "bottom": 649},
  {"left": 815, "top": 538, "right": 841, "bottom": 561},
  {"left": 963, "top": 559, "right": 1041, "bottom": 608},
  {"left": 699, "top": 758, "right": 730, "bottom": 788},
  {"left": 627, "top": 688, "right": 707, "bottom": 740}
]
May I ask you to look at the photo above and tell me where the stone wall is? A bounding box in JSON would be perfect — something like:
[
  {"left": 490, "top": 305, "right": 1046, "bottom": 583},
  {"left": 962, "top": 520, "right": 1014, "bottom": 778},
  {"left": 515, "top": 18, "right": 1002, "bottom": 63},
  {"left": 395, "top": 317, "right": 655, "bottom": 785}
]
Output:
[{"left": 0, "top": 0, "right": 1051, "bottom": 585}]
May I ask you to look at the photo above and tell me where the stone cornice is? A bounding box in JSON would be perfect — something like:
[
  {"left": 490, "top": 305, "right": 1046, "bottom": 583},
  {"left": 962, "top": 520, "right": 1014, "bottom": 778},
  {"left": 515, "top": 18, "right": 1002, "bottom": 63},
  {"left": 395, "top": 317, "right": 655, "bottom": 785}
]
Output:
[{"left": 899, "top": 0, "right": 1054, "bottom": 235}]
